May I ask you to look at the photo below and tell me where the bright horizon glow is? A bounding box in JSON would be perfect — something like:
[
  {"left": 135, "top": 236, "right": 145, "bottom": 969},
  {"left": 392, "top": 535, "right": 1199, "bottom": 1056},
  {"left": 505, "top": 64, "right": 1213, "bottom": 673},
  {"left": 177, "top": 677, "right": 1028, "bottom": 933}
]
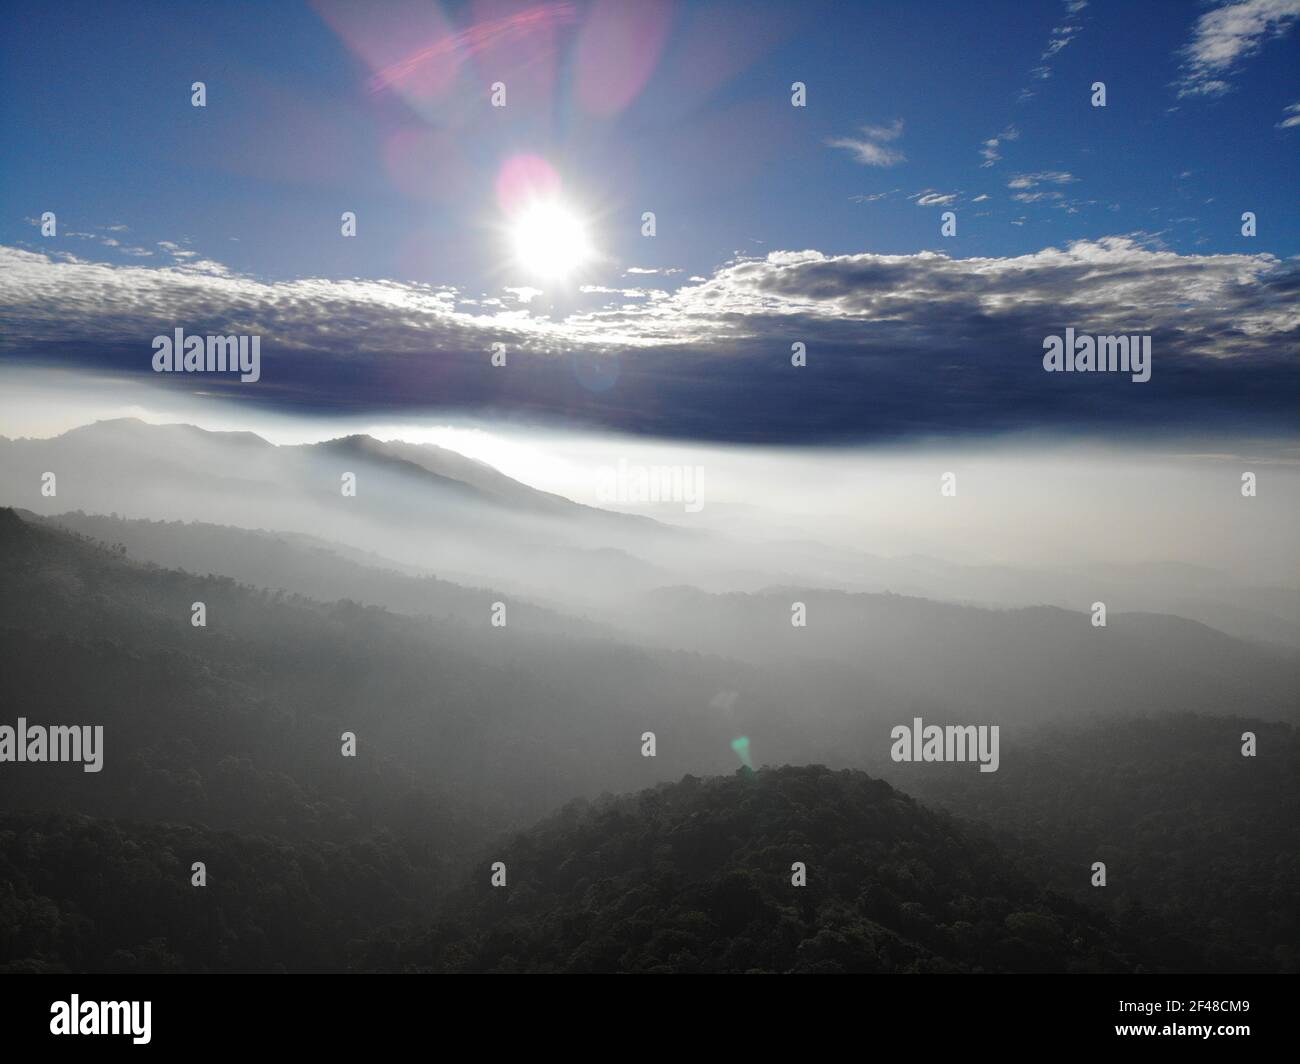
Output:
[
  {"left": 3, "top": 366, "right": 1299, "bottom": 584},
  {"left": 509, "top": 199, "right": 594, "bottom": 280}
]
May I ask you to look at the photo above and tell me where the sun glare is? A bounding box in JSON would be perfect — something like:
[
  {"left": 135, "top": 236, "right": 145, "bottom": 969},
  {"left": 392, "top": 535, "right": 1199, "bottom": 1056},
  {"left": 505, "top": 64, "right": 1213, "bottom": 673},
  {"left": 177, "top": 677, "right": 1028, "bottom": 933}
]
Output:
[{"left": 509, "top": 199, "right": 594, "bottom": 280}]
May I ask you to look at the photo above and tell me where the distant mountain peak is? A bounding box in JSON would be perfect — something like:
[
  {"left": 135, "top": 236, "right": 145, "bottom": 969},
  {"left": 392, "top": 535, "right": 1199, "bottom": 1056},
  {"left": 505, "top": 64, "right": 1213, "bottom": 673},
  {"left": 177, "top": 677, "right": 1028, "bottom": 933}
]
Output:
[{"left": 64, "top": 417, "right": 273, "bottom": 449}]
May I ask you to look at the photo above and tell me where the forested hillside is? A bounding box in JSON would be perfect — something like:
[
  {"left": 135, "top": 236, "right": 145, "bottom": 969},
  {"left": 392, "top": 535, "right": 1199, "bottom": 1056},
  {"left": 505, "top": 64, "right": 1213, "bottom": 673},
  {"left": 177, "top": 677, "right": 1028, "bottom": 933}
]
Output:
[
  {"left": 891, "top": 716, "right": 1299, "bottom": 972},
  {"left": 1, "top": 508, "right": 1292, "bottom": 973},
  {"left": 359, "top": 766, "right": 1152, "bottom": 973}
]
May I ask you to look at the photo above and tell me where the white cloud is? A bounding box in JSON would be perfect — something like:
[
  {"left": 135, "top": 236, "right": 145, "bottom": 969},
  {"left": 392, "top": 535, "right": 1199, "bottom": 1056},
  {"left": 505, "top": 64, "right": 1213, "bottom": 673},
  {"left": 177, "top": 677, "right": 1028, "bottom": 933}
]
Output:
[
  {"left": 856, "top": 118, "right": 904, "bottom": 142},
  {"left": 1034, "top": 1, "right": 1088, "bottom": 77},
  {"left": 2, "top": 237, "right": 1292, "bottom": 361},
  {"left": 828, "top": 138, "right": 904, "bottom": 167},
  {"left": 579, "top": 285, "right": 653, "bottom": 298},
  {"left": 980, "top": 125, "right": 1019, "bottom": 168},
  {"left": 504, "top": 286, "right": 543, "bottom": 303},
  {"left": 1176, "top": 0, "right": 1300, "bottom": 97},
  {"left": 1008, "top": 171, "right": 1077, "bottom": 189},
  {"left": 157, "top": 240, "right": 198, "bottom": 261},
  {"left": 1278, "top": 101, "right": 1300, "bottom": 127},
  {"left": 850, "top": 189, "right": 898, "bottom": 203},
  {"left": 1, "top": 237, "right": 1294, "bottom": 440},
  {"left": 829, "top": 119, "right": 906, "bottom": 167}
]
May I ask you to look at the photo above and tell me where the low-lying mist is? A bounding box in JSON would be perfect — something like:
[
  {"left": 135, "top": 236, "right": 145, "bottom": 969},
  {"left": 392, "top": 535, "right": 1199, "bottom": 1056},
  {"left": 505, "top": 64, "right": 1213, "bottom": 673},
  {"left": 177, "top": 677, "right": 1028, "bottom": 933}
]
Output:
[{"left": 2, "top": 367, "right": 1297, "bottom": 648}]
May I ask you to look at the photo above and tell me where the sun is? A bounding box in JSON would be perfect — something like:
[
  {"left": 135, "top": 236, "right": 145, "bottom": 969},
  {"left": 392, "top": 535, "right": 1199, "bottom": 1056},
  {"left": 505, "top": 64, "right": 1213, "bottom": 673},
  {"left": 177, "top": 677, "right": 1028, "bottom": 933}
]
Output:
[{"left": 509, "top": 199, "right": 594, "bottom": 280}]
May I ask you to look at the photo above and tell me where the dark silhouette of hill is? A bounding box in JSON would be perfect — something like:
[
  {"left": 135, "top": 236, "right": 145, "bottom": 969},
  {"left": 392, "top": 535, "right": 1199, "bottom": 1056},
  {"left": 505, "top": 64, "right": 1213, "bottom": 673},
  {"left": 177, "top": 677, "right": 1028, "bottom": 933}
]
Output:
[
  {"left": 887, "top": 714, "right": 1300, "bottom": 973},
  {"left": 2, "top": 505, "right": 1293, "bottom": 825},
  {"left": 626, "top": 585, "right": 1299, "bottom": 725},
  {"left": 0, "top": 507, "right": 744, "bottom": 827},
  {"left": 16, "top": 508, "right": 1297, "bottom": 757},
  {"left": 0, "top": 811, "right": 422, "bottom": 973},
  {"left": 363, "top": 765, "right": 1148, "bottom": 973},
  {"left": 32, "top": 509, "right": 604, "bottom": 638},
  {"left": 0, "top": 508, "right": 1292, "bottom": 972}
]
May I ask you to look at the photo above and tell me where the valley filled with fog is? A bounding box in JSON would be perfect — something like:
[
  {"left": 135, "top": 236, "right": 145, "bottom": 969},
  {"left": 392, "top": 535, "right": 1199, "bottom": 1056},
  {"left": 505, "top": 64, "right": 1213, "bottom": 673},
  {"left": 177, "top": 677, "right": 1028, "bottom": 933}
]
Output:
[{"left": 1, "top": 414, "right": 1295, "bottom": 972}]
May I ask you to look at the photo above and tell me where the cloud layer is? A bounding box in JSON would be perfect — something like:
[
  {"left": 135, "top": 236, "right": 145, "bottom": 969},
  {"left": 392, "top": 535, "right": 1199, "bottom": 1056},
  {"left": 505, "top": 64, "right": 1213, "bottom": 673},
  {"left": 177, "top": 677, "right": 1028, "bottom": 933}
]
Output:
[{"left": 1, "top": 238, "right": 1296, "bottom": 443}]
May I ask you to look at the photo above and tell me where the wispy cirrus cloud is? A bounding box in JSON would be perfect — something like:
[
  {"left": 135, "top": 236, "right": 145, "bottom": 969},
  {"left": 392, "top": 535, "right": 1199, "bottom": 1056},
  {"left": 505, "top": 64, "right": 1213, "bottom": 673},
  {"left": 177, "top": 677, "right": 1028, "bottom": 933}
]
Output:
[
  {"left": 828, "top": 119, "right": 905, "bottom": 167},
  {"left": 1175, "top": 0, "right": 1300, "bottom": 98},
  {"left": 850, "top": 188, "right": 899, "bottom": 203},
  {"left": 979, "top": 2, "right": 1086, "bottom": 167},
  {"left": 979, "top": 125, "right": 1019, "bottom": 168},
  {"left": 1019, "top": 0, "right": 1090, "bottom": 91},
  {"left": 1033, "top": 0, "right": 1088, "bottom": 77},
  {"left": 912, "top": 190, "right": 958, "bottom": 207},
  {"left": 1007, "top": 171, "right": 1077, "bottom": 189}
]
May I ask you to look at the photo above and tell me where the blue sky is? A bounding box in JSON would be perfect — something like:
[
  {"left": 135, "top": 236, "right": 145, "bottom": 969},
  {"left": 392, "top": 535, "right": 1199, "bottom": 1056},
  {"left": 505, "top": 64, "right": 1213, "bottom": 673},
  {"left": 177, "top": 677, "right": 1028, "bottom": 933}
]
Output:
[{"left": 1, "top": 0, "right": 1297, "bottom": 442}]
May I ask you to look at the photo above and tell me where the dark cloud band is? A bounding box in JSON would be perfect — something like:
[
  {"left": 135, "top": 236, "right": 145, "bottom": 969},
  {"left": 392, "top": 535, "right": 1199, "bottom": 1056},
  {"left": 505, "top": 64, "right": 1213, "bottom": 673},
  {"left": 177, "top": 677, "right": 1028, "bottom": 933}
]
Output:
[{"left": 1, "top": 239, "right": 1295, "bottom": 443}]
